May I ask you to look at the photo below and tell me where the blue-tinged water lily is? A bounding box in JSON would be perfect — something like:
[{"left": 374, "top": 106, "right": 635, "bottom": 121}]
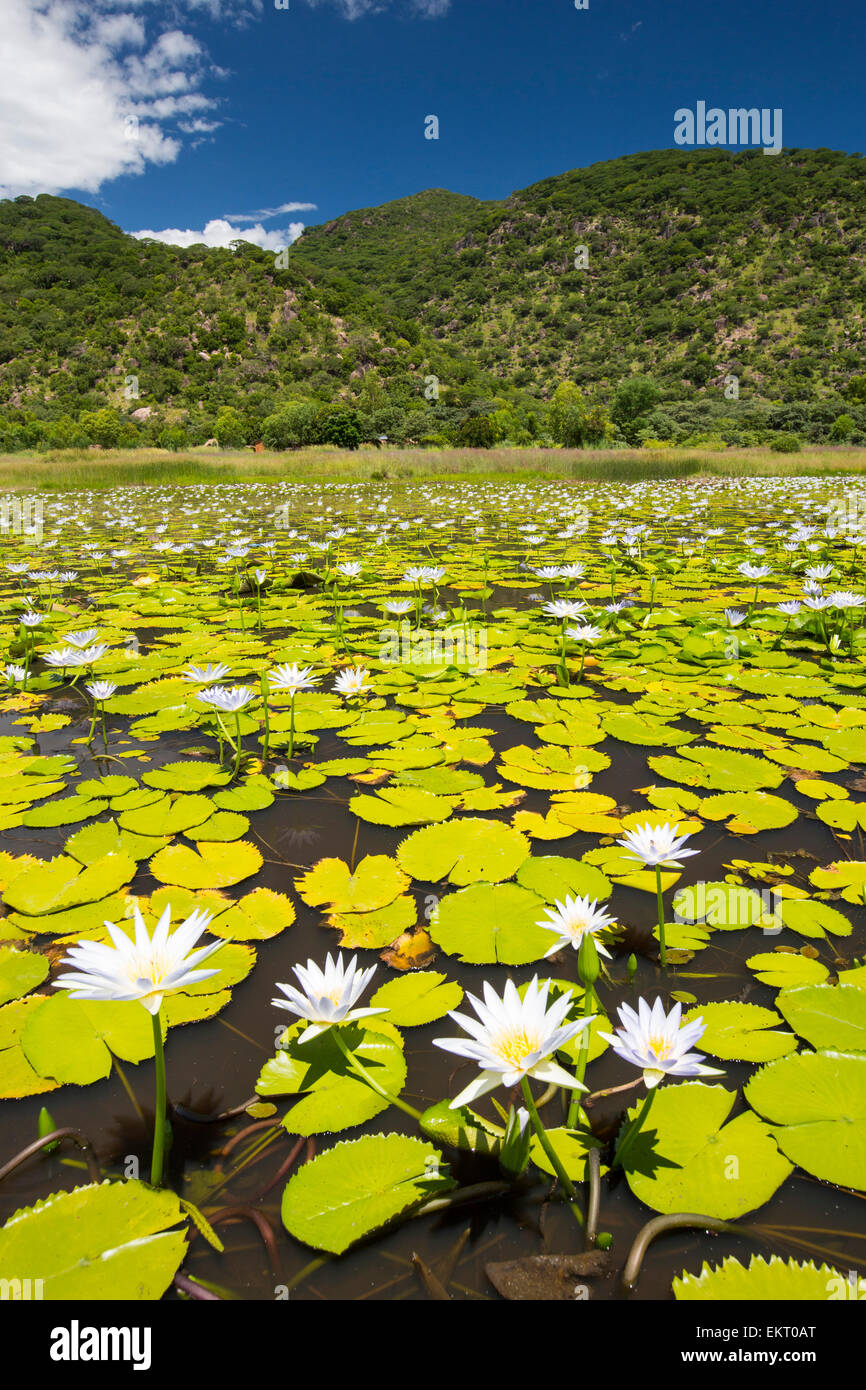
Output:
[
  {"left": 434, "top": 976, "right": 594, "bottom": 1110},
  {"left": 616, "top": 821, "right": 698, "bottom": 869},
  {"left": 272, "top": 952, "right": 386, "bottom": 1043},
  {"left": 598, "top": 996, "right": 723, "bottom": 1089}
]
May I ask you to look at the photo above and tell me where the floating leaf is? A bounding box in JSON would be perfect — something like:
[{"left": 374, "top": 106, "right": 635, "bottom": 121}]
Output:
[
  {"left": 297, "top": 855, "right": 409, "bottom": 913},
  {"left": 429, "top": 882, "right": 552, "bottom": 964},
  {"left": 370, "top": 971, "right": 463, "bottom": 1025},
  {"left": 745, "top": 1050, "right": 866, "bottom": 1190},
  {"left": 0, "top": 1180, "right": 187, "bottom": 1299},
  {"left": 673, "top": 1255, "right": 849, "bottom": 1302},
  {"left": 776, "top": 983, "right": 866, "bottom": 1051},
  {"left": 149, "top": 839, "right": 263, "bottom": 889},
  {"left": 397, "top": 818, "right": 529, "bottom": 886},
  {"left": 281, "top": 1133, "right": 453, "bottom": 1254},
  {"left": 257, "top": 1022, "right": 406, "bottom": 1135},
  {"left": 0, "top": 946, "right": 48, "bottom": 1006},
  {"left": 624, "top": 1082, "right": 792, "bottom": 1218},
  {"left": 684, "top": 1001, "right": 796, "bottom": 1062}
]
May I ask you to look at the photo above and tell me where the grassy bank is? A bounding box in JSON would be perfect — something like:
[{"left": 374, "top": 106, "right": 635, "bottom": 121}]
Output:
[{"left": 2, "top": 444, "right": 866, "bottom": 493}]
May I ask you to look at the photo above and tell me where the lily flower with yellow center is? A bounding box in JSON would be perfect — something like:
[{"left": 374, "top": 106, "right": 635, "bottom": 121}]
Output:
[
  {"left": 434, "top": 976, "right": 594, "bottom": 1110},
  {"left": 538, "top": 894, "right": 616, "bottom": 958},
  {"left": 52, "top": 903, "right": 221, "bottom": 1016},
  {"left": 272, "top": 951, "right": 387, "bottom": 1043},
  {"left": 598, "top": 996, "right": 723, "bottom": 1089}
]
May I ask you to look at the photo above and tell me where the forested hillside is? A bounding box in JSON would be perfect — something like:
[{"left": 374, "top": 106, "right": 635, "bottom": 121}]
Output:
[{"left": 1, "top": 147, "right": 864, "bottom": 451}]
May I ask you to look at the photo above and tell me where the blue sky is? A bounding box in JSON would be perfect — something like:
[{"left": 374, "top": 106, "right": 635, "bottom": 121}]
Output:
[{"left": 2, "top": 0, "right": 863, "bottom": 248}]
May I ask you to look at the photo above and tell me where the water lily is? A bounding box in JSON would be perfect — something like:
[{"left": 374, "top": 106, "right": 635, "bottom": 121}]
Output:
[
  {"left": 53, "top": 903, "right": 222, "bottom": 1187},
  {"left": 272, "top": 952, "right": 386, "bottom": 1043},
  {"left": 538, "top": 894, "right": 616, "bottom": 959},
  {"left": 333, "top": 665, "right": 372, "bottom": 697},
  {"left": 434, "top": 976, "right": 594, "bottom": 1109},
  {"left": 617, "top": 822, "right": 699, "bottom": 967},
  {"left": 435, "top": 976, "right": 595, "bottom": 1204},
  {"left": 269, "top": 663, "right": 318, "bottom": 759}
]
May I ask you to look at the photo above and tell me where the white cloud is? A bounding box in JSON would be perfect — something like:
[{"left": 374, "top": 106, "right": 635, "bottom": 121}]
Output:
[
  {"left": 302, "top": 0, "right": 450, "bottom": 18},
  {"left": 0, "top": 0, "right": 221, "bottom": 198},
  {"left": 132, "top": 217, "right": 307, "bottom": 251},
  {"left": 223, "top": 201, "right": 318, "bottom": 222}
]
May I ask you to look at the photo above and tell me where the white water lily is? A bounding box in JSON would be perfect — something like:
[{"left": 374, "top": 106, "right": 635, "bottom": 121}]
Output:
[
  {"left": 272, "top": 952, "right": 386, "bottom": 1043},
  {"left": 544, "top": 599, "right": 587, "bottom": 620},
  {"left": 616, "top": 820, "right": 699, "bottom": 868},
  {"left": 53, "top": 903, "right": 221, "bottom": 1016},
  {"left": 64, "top": 629, "right": 100, "bottom": 648},
  {"left": 333, "top": 665, "right": 372, "bottom": 697},
  {"left": 434, "top": 976, "right": 594, "bottom": 1109},
  {"left": 196, "top": 684, "right": 256, "bottom": 712},
  {"left": 268, "top": 662, "right": 319, "bottom": 696},
  {"left": 538, "top": 895, "right": 616, "bottom": 958},
  {"left": 183, "top": 663, "right": 232, "bottom": 683},
  {"left": 598, "top": 997, "right": 723, "bottom": 1089},
  {"left": 566, "top": 622, "right": 603, "bottom": 643},
  {"left": 86, "top": 680, "right": 117, "bottom": 701}
]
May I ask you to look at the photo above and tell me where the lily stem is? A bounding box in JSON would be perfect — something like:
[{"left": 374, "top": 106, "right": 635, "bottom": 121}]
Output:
[
  {"left": 332, "top": 1029, "right": 423, "bottom": 1121},
  {"left": 150, "top": 1008, "right": 167, "bottom": 1188}
]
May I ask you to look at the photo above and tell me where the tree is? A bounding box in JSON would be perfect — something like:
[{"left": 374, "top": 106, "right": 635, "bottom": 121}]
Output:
[
  {"left": 313, "top": 406, "right": 361, "bottom": 450},
  {"left": 78, "top": 407, "right": 123, "bottom": 448},
  {"left": 214, "top": 407, "right": 247, "bottom": 448},
  {"left": 453, "top": 415, "right": 497, "bottom": 448},
  {"left": 548, "top": 383, "right": 611, "bottom": 448},
  {"left": 611, "top": 375, "right": 660, "bottom": 442},
  {"left": 158, "top": 425, "right": 187, "bottom": 451},
  {"left": 261, "top": 400, "right": 318, "bottom": 449},
  {"left": 830, "top": 414, "right": 855, "bottom": 441}
]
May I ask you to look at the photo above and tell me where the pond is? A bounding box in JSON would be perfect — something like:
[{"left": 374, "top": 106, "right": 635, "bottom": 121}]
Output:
[{"left": 0, "top": 473, "right": 864, "bottom": 1303}]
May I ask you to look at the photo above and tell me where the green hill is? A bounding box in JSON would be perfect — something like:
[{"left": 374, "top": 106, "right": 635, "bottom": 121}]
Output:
[{"left": 1, "top": 148, "right": 865, "bottom": 450}]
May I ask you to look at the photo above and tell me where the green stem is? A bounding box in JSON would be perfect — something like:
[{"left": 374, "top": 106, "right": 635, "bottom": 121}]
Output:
[
  {"left": 288, "top": 694, "right": 296, "bottom": 761},
  {"left": 233, "top": 711, "right": 242, "bottom": 777},
  {"left": 567, "top": 984, "right": 595, "bottom": 1128},
  {"left": 655, "top": 863, "right": 667, "bottom": 968},
  {"left": 612, "top": 1086, "right": 655, "bottom": 1171},
  {"left": 520, "top": 1076, "right": 579, "bottom": 1207},
  {"left": 260, "top": 675, "right": 270, "bottom": 763},
  {"left": 331, "top": 1029, "right": 423, "bottom": 1121},
  {"left": 150, "top": 1009, "right": 167, "bottom": 1187}
]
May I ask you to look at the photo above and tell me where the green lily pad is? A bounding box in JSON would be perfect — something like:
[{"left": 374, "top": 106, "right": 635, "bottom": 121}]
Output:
[
  {"left": 745, "top": 1050, "right": 866, "bottom": 1190},
  {"left": 0, "top": 1180, "right": 187, "bottom": 1299},
  {"left": 370, "top": 971, "right": 463, "bottom": 1025},
  {"left": 281, "top": 1133, "right": 454, "bottom": 1254},
  {"left": 624, "top": 1082, "right": 792, "bottom": 1218}
]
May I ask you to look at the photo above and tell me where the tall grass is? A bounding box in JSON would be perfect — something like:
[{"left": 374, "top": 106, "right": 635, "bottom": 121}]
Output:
[{"left": 2, "top": 443, "right": 866, "bottom": 493}]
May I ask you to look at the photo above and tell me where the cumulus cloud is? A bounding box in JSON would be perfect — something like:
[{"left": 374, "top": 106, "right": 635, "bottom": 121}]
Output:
[
  {"left": 0, "top": 0, "right": 222, "bottom": 198},
  {"left": 132, "top": 217, "right": 307, "bottom": 251}
]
